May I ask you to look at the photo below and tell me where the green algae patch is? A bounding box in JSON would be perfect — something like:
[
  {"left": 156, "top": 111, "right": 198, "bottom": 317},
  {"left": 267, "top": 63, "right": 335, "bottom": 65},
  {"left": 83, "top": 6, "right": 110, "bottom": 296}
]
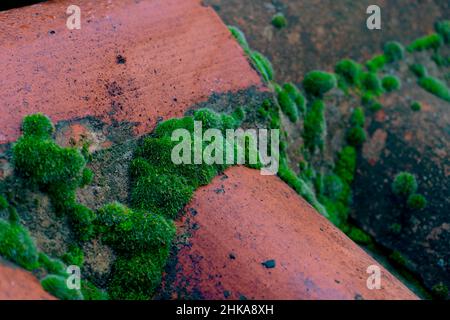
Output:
[
  {"left": 366, "top": 54, "right": 387, "bottom": 72},
  {"left": 335, "top": 59, "right": 362, "bottom": 87},
  {"left": 382, "top": 75, "right": 401, "bottom": 92},
  {"left": 392, "top": 172, "right": 418, "bottom": 197},
  {"left": 303, "top": 99, "right": 327, "bottom": 153},
  {"left": 410, "top": 101, "right": 422, "bottom": 112},
  {"left": 383, "top": 41, "right": 405, "bottom": 63},
  {"left": 228, "top": 26, "right": 250, "bottom": 54}
]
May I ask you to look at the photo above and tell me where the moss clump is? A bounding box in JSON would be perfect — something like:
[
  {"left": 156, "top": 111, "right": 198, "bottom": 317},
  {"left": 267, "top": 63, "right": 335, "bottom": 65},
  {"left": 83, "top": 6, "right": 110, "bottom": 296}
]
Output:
[
  {"left": 41, "top": 275, "right": 83, "bottom": 300},
  {"left": 250, "top": 51, "right": 274, "bottom": 82},
  {"left": 392, "top": 172, "right": 418, "bottom": 197},
  {"left": 272, "top": 13, "right": 287, "bottom": 29},
  {"left": 278, "top": 160, "right": 328, "bottom": 217},
  {"left": 383, "top": 41, "right": 405, "bottom": 63},
  {"left": 366, "top": 54, "right": 387, "bottom": 72},
  {"left": 346, "top": 127, "right": 366, "bottom": 147},
  {"left": 350, "top": 107, "right": 365, "bottom": 127},
  {"left": 277, "top": 90, "right": 299, "bottom": 122},
  {"left": 132, "top": 172, "right": 194, "bottom": 219},
  {"left": 108, "top": 253, "right": 164, "bottom": 300},
  {"left": 228, "top": 26, "right": 250, "bottom": 54},
  {"left": 431, "top": 282, "right": 449, "bottom": 300},
  {"left": 69, "top": 204, "right": 96, "bottom": 241},
  {"left": 21, "top": 113, "right": 54, "bottom": 139},
  {"left": 335, "top": 59, "right": 362, "bottom": 86},
  {"left": 418, "top": 76, "right": 450, "bottom": 102},
  {"left": 410, "top": 101, "right": 422, "bottom": 112},
  {"left": 96, "top": 202, "right": 175, "bottom": 253},
  {"left": 360, "top": 72, "right": 383, "bottom": 96},
  {"left": 382, "top": 75, "right": 401, "bottom": 92},
  {"left": 82, "top": 280, "right": 109, "bottom": 300},
  {"left": 335, "top": 146, "right": 357, "bottom": 184},
  {"left": 369, "top": 102, "right": 383, "bottom": 112},
  {"left": 389, "top": 251, "right": 409, "bottom": 267},
  {"left": 409, "top": 63, "right": 427, "bottom": 78},
  {"left": 407, "top": 33, "right": 443, "bottom": 52},
  {"left": 283, "top": 82, "right": 306, "bottom": 115},
  {"left": 80, "top": 168, "right": 93, "bottom": 187},
  {"left": 435, "top": 20, "right": 450, "bottom": 44},
  {"left": 62, "top": 245, "right": 84, "bottom": 267},
  {"left": 346, "top": 227, "right": 372, "bottom": 245},
  {"left": 13, "top": 136, "right": 86, "bottom": 189},
  {"left": 38, "top": 252, "right": 65, "bottom": 275},
  {"left": 303, "top": 99, "right": 327, "bottom": 152},
  {"left": 0, "top": 195, "right": 8, "bottom": 211},
  {"left": 303, "top": 71, "right": 336, "bottom": 97},
  {"left": 0, "top": 219, "right": 39, "bottom": 270},
  {"left": 13, "top": 114, "right": 95, "bottom": 241},
  {"left": 407, "top": 194, "right": 427, "bottom": 210}
]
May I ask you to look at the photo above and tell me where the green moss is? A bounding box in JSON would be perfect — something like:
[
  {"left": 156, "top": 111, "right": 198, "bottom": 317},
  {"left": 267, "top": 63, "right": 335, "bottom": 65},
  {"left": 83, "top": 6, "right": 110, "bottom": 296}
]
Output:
[
  {"left": 41, "top": 275, "right": 83, "bottom": 300},
  {"left": 389, "top": 223, "right": 402, "bottom": 234},
  {"left": 335, "top": 146, "right": 357, "bottom": 184},
  {"left": 272, "top": 13, "right": 287, "bottom": 29},
  {"left": 392, "top": 172, "right": 418, "bottom": 197},
  {"left": 82, "top": 280, "right": 109, "bottom": 300},
  {"left": 80, "top": 168, "right": 93, "bottom": 187},
  {"left": 407, "top": 33, "right": 443, "bottom": 52},
  {"left": 335, "top": 59, "right": 362, "bottom": 86},
  {"left": 431, "top": 53, "right": 450, "bottom": 67},
  {"left": 228, "top": 26, "right": 250, "bottom": 53},
  {"left": 366, "top": 54, "right": 387, "bottom": 72},
  {"left": 303, "top": 99, "right": 326, "bottom": 153},
  {"left": 97, "top": 202, "right": 175, "bottom": 253},
  {"left": 13, "top": 137, "right": 86, "bottom": 188},
  {"left": 435, "top": 20, "right": 450, "bottom": 44},
  {"left": 407, "top": 194, "right": 427, "bottom": 210},
  {"left": 409, "top": 63, "right": 428, "bottom": 78},
  {"left": 321, "top": 174, "right": 344, "bottom": 201},
  {"left": 346, "top": 227, "right": 372, "bottom": 245},
  {"left": 69, "top": 204, "right": 96, "bottom": 241},
  {"left": 278, "top": 161, "right": 328, "bottom": 217},
  {"left": 389, "top": 250, "right": 409, "bottom": 267},
  {"left": 382, "top": 75, "right": 401, "bottom": 92},
  {"left": 250, "top": 51, "right": 274, "bottom": 82},
  {"left": 350, "top": 107, "right": 365, "bottom": 127},
  {"left": 21, "top": 113, "right": 54, "bottom": 139},
  {"left": 277, "top": 90, "right": 299, "bottom": 122},
  {"left": 231, "top": 107, "right": 246, "bottom": 123},
  {"left": 108, "top": 252, "right": 165, "bottom": 300},
  {"left": 38, "top": 252, "right": 66, "bottom": 275},
  {"left": 283, "top": 82, "right": 306, "bottom": 115},
  {"left": 0, "top": 195, "right": 8, "bottom": 211},
  {"left": 132, "top": 173, "right": 194, "bottom": 219},
  {"left": 360, "top": 72, "right": 383, "bottom": 96},
  {"left": 62, "top": 245, "right": 84, "bottom": 267},
  {"left": 418, "top": 76, "right": 450, "bottom": 102},
  {"left": 303, "top": 71, "right": 336, "bottom": 97},
  {"left": 369, "top": 102, "right": 383, "bottom": 112},
  {"left": 0, "top": 219, "right": 38, "bottom": 270},
  {"left": 383, "top": 41, "right": 405, "bottom": 63},
  {"left": 431, "top": 282, "right": 449, "bottom": 300},
  {"left": 410, "top": 101, "right": 422, "bottom": 112},
  {"left": 346, "top": 127, "right": 366, "bottom": 147}
]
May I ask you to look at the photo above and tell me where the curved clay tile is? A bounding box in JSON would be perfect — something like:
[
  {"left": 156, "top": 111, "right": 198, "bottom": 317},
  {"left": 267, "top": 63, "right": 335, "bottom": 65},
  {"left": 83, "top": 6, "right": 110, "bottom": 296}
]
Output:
[
  {"left": 0, "top": 0, "right": 262, "bottom": 144},
  {"left": 161, "top": 166, "right": 418, "bottom": 300},
  {"left": 0, "top": 262, "right": 55, "bottom": 300}
]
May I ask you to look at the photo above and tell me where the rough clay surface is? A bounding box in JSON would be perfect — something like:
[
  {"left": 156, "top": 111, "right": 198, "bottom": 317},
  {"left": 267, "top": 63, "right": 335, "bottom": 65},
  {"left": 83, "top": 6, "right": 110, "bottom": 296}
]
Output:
[
  {"left": 0, "top": 0, "right": 262, "bottom": 144},
  {"left": 161, "top": 166, "right": 418, "bottom": 300},
  {"left": 0, "top": 261, "right": 55, "bottom": 300}
]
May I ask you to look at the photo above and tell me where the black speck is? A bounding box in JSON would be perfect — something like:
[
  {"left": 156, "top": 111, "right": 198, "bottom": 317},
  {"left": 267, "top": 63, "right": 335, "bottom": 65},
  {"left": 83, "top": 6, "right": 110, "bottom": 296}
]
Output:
[
  {"left": 229, "top": 253, "right": 236, "bottom": 260},
  {"left": 49, "top": 30, "right": 56, "bottom": 35},
  {"left": 262, "top": 259, "right": 276, "bottom": 269},
  {"left": 116, "top": 55, "right": 126, "bottom": 64}
]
